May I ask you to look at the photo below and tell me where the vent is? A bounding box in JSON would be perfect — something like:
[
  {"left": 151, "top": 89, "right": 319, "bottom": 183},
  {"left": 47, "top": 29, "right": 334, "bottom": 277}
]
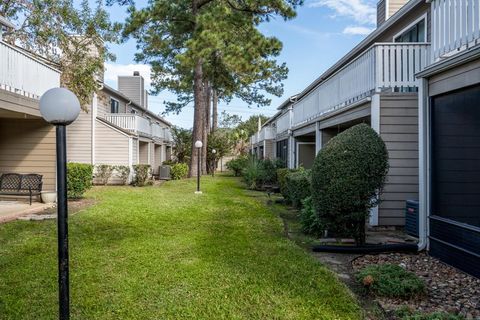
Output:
[{"left": 133, "top": 71, "right": 140, "bottom": 76}]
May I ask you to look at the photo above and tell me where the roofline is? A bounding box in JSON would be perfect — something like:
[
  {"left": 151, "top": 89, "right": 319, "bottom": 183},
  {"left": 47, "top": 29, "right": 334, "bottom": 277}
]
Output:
[
  {"left": 102, "top": 84, "right": 172, "bottom": 127},
  {"left": 417, "top": 45, "right": 480, "bottom": 78},
  {"left": 296, "top": 0, "right": 424, "bottom": 101}
]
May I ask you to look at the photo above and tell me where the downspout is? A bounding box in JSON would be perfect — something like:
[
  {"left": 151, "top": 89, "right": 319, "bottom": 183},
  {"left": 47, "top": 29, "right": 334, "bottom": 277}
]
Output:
[{"left": 417, "top": 77, "right": 429, "bottom": 251}]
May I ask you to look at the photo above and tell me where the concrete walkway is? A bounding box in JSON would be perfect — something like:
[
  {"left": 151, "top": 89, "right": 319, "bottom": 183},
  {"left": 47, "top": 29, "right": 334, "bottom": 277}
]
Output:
[{"left": 0, "top": 201, "right": 55, "bottom": 224}]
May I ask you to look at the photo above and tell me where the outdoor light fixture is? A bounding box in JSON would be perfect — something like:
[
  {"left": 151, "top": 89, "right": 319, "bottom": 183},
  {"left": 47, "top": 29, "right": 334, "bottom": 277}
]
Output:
[
  {"left": 195, "top": 140, "right": 203, "bottom": 194},
  {"left": 211, "top": 149, "right": 217, "bottom": 177},
  {"left": 40, "top": 87, "right": 80, "bottom": 320}
]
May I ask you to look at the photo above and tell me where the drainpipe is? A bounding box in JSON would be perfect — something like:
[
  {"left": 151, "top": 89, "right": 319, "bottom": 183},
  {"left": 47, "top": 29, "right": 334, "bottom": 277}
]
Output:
[{"left": 417, "top": 77, "right": 429, "bottom": 251}]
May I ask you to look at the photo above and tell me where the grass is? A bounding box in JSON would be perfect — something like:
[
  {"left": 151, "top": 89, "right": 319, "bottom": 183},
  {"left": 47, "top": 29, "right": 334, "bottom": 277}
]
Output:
[
  {"left": 356, "top": 264, "right": 426, "bottom": 299},
  {"left": 0, "top": 175, "right": 361, "bottom": 320}
]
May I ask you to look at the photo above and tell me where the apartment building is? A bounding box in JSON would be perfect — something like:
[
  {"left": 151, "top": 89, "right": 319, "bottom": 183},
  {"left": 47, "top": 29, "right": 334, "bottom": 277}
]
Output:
[{"left": 67, "top": 72, "right": 173, "bottom": 184}]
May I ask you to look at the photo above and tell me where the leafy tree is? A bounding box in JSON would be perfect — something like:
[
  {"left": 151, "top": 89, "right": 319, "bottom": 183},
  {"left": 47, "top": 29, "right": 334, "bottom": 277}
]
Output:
[
  {"left": 171, "top": 126, "right": 193, "bottom": 164},
  {"left": 123, "top": 0, "right": 303, "bottom": 177},
  {"left": 236, "top": 114, "right": 270, "bottom": 138},
  {"left": 219, "top": 111, "right": 242, "bottom": 129},
  {"left": 0, "top": 0, "right": 122, "bottom": 108}
]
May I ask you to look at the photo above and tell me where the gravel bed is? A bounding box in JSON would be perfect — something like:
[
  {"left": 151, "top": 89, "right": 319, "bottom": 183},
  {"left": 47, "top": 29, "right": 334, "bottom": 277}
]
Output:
[{"left": 352, "top": 253, "right": 480, "bottom": 319}]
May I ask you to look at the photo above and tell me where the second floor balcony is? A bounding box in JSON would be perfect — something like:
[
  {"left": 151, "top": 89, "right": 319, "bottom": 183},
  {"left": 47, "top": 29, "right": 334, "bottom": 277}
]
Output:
[
  {"left": 250, "top": 126, "right": 275, "bottom": 146},
  {"left": 105, "top": 113, "right": 172, "bottom": 142},
  {"left": 0, "top": 41, "right": 60, "bottom": 99},
  {"left": 292, "top": 42, "right": 431, "bottom": 127}
]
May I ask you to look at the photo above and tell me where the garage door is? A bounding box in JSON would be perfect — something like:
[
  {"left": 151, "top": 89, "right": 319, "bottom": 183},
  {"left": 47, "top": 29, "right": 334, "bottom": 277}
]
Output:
[{"left": 430, "top": 84, "right": 480, "bottom": 278}]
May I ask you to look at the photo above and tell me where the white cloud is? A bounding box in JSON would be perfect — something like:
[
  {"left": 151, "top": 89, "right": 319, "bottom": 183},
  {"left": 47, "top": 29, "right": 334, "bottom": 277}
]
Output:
[
  {"left": 343, "top": 26, "right": 374, "bottom": 36},
  {"left": 308, "top": 0, "right": 377, "bottom": 26},
  {"left": 104, "top": 63, "right": 152, "bottom": 89}
]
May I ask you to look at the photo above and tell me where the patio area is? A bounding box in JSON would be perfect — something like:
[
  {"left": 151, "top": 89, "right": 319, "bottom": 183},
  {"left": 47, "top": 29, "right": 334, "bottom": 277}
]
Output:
[{"left": 0, "top": 200, "right": 54, "bottom": 224}]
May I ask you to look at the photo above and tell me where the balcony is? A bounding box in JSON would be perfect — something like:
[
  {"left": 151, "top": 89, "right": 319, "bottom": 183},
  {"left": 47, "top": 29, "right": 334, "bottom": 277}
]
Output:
[
  {"left": 431, "top": 0, "right": 480, "bottom": 61},
  {"left": 0, "top": 41, "right": 60, "bottom": 99},
  {"left": 259, "top": 127, "right": 275, "bottom": 141},
  {"left": 105, "top": 114, "right": 152, "bottom": 136},
  {"left": 292, "top": 42, "right": 431, "bottom": 127},
  {"left": 276, "top": 112, "right": 290, "bottom": 135}
]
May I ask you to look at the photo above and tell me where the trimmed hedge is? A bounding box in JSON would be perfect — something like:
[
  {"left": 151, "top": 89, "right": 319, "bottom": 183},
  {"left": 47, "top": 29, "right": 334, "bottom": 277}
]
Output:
[
  {"left": 311, "top": 124, "right": 389, "bottom": 245},
  {"left": 67, "top": 163, "right": 94, "bottom": 199},
  {"left": 133, "top": 164, "right": 151, "bottom": 187},
  {"left": 170, "top": 163, "right": 188, "bottom": 180},
  {"left": 285, "top": 169, "right": 311, "bottom": 208}
]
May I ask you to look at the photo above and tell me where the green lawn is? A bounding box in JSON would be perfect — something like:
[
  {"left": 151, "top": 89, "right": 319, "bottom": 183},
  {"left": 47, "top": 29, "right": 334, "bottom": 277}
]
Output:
[{"left": 0, "top": 175, "right": 361, "bottom": 319}]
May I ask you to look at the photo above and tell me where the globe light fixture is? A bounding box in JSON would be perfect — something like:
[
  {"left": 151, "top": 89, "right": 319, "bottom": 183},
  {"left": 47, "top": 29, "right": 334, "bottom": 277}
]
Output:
[
  {"left": 195, "top": 140, "right": 203, "bottom": 193},
  {"left": 39, "top": 87, "right": 80, "bottom": 320}
]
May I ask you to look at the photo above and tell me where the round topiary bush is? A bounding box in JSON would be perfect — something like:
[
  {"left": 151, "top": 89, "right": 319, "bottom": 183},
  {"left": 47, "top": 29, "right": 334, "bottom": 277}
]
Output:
[{"left": 311, "top": 123, "right": 389, "bottom": 245}]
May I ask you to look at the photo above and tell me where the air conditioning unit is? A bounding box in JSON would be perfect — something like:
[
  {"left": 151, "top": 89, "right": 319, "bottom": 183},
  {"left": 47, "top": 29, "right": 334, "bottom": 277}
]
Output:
[
  {"left": 159, "top": 166, "right": 171, "bottom": 180},
  {"left": 405, "top": 200, "right": 419, "bottom": 237}
]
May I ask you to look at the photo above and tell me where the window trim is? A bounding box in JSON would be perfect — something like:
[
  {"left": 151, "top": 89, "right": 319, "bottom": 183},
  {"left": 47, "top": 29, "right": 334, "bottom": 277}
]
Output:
[
  {"left": 110, "top": 97, "right": 120, "bottom": 114},
  {"left": 392, "top": 13, "right": 428, "bottom": 43}
]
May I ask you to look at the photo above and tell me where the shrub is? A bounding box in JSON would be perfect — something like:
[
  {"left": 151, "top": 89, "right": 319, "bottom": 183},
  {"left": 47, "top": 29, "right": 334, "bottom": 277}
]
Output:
[
  {"left": 170, "top": 163, "right": 188, "bottom": 180},
  {"left": 285, "top": 169, "right": 311, "bottom": 208},
  {"left": 356, "top": 264, "right": 426, "bottom": 299},
  {"left": 226, "top": 157, "right": 248, "bottom": 177},
  {"left": 395, "top": 308, "right": 465, "bottom": 320},
  {"left": 311, "top": 124, "right": 389, "bottom": 245},
  {"left": 300, "top": 197, "right": 325, "bottom": 237},
  {"left": 242, "top": 157, "right": 283, "bottom": 190},
  {"left": 258, "top": 158, "right": 280, "bottom": 185},
  {"left": 162, "top": 160, "right": 175, "bottom": 166},
  {"left": 277, "top": 168, "right": 297, "bottom": 200},
  {"left": 67, "top": 163, "right": 94, "bottom": 199},
  {"left": 115, "top": 165, "right": 131, "bottom": 185},
  {"left": 133, "top": 164, "right": 151, "bottom": 187},
  {"left": 95, "top": 164, "right": 114, "bottom": 185}
]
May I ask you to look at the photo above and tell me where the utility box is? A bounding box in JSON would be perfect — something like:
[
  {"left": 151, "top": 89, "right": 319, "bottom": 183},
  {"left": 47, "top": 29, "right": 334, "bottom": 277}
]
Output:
[
  {"left": 405, "top": 200, "right": 419, "bottom": 237},
  {"left": 159, "top": 166, "right": 171, "bottom": 180}
]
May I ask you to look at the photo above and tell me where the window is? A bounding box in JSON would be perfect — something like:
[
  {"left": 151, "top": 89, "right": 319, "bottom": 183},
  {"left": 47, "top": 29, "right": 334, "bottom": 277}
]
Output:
[
  {"left": 276, "top": 139, "right": 288, "bottom": 167},
  {"left": 110, "top": 98, "right": 119, "bottom": 113},
  {"left": 394, "top": 19, "right": 425, "bottom": 43}
]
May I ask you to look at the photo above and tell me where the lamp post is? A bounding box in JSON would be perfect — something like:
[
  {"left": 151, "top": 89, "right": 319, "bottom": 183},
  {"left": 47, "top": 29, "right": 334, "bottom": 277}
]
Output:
[
  {"left": 39, "top": 88, "right": 80, "bottom": 320},
  {"left": 194, "top": 140, "right": 203, "bottom": 194},
  {"left": 211, "top": 149, "right": 217, "bottom": 177}
]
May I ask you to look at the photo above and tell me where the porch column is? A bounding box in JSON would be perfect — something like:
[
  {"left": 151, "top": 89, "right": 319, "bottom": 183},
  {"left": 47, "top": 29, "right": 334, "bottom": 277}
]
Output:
[{"left": 315, "top": 121, "right": 322, "bottom": 155}]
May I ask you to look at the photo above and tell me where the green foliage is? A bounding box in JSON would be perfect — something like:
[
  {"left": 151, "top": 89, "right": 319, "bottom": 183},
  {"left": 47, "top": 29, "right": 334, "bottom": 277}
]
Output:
[
  {"left": 276, "top": 168, "right": 296, "bottom": 200},
  {"left": 1, "top": 1, "right": 122, "bottom": 108},
  {"left": 226, "top": 157, "right": 248, "bottom": 177},
  {"left": 208, "top": 129, "right": 233, "bottom": 171},
  {"left": 170, "top": 163, "right": 189, "bottom": 180},
  {"left": 299, "top": 197, "right": 325, "bottom": 237},
  {"left": 356, "top": 264, "right": 426, "bottom": 299},
  {"left": 133, "top": 164, "right": 151, "bottom": 187},
  {"left": 395, "top": 308, "right": 465, "bottom": 320},
  {"left": 311, "top": 124, "right": 389, "bottom": 245},
  {"left": 171, "top": 126, "right": 192, "bottom": 164},
  {"left": 242, "top": 157, "right": 282, "bottom": 190},
  {"left": 162, "top": 160, "right": 176, "bottom": 166},
  {"left": 236, "top": 115, "right": 270, "bottom": 139},
  {"left": 96, "top": 164, "right": 114, "bottom": 186},
  {"left": 285, "top": 169, "right": 311, "bottom": 208},
  {"left": 67, "top": 163, "right": 94, "bottom": 199},
  {"left": 115, "top": 165, "right": 131, "bottom": 185}
]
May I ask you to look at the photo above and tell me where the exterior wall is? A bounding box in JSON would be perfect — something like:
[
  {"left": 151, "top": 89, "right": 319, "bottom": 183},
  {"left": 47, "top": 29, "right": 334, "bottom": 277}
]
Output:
[
  {"left": 132, "top": 138, "right": 138, "bottom": 165},
  {"left": 153, "top": 144, "right": 163, "bottom": 173},
  {"left": 149, "top": 142, "right": 155, "bottom": 169},
  {"left": 379, "top": 93, "right": 419, "bottom": 225},
  {"left": 377, "top": 0, "right": 386, "bottom": 27},
  {"left": 429, "top": 59, "right": 480, "bottom": 97},
  {"left": 67, "top": 107, "right": 93, "bottom": 164},
  {"left": 264, "top": 140, "right": 274, "bottom": 159},
  {"left": 388, "top": 0, "right": 410, "bottom": 19},
  {"left": 0, "top": 119, "right": 56, "bottom": 190},
  {"left": 139, "top": 141, "right": 149, "bottom": 164},
  {"left": 118, "top": 76, "right": 144, "bottom": 107}
]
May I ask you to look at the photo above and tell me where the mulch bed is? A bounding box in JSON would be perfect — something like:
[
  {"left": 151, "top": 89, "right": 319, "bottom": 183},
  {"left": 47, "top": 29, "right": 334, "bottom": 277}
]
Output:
[{"left": 352, "top": 253, "right": 480, "bottom": 319}]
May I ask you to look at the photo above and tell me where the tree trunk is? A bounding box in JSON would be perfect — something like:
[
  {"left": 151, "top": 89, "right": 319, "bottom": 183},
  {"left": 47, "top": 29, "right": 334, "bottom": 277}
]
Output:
[
  {"left": 212, "top": 89, "right": 218, "bottom": 132},
  {"left": 189, "top": 58, "right": 205, "bottom": 178},
  {"left": 204, "top": 83, "right": 211, "bottom": 174}
]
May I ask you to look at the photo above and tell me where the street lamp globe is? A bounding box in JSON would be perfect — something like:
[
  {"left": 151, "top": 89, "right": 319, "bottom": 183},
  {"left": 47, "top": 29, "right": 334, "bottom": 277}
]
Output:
[
  {"left": 212, "top": 149, "right": 217, "bottom": 154},
  {"left": 195, "top": 140, "right": 203, "bottom": 149},
  {"left": 39, "top": 88, "right": 80, "bottom": 125}
]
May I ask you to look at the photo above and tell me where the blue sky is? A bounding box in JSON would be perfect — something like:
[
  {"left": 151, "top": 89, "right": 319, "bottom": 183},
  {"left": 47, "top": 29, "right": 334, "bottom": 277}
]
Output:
[{"left": 104, "top": 0, "right": 378, "bottom": 128}]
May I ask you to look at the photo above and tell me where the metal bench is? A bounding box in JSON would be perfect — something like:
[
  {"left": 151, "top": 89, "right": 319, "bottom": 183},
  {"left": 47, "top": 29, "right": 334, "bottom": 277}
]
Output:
[{"left": 0, "top": 173, "right": 43, "bottom": 205}]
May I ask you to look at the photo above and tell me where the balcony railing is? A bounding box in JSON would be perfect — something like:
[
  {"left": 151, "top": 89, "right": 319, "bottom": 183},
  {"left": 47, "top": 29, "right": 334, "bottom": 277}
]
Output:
[
  {"left": 151, "top": 123, "right": 165, "bottom": 139},
  {"left": 293, "top": 42, "right": 431, "bottom": 127},
  {"left": 259, "top": 126, "right": 275, "bottom": 141},
  {"left": 0, "top": 41, "right": 60, "bottom": 99},
  {"left": 105, "top": 114, "right": 152, "bottom": 136},
  {"left": 431, "top": 0, "right": 480, "bottom": 61},
  {"left": 276, "top": 112, "right": 290, "bottom": 135}
]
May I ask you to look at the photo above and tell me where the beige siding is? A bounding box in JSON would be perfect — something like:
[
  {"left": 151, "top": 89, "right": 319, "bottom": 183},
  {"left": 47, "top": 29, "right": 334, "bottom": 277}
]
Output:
[
  {"left": 429, "top": 59, "right": 480, "bottom": 97},
  {"left": 153, "top": 144, "right": 163, "bottom": 173},
  {"left": 94, "top": 120, "right": 130, "bottom": 184},
  {"left": 139, "top": 141, "right": 149, "bottom": 164},
  {"left": 132, "top": 138, "right": 138, "bottom": 164},
  {"left": 264, "top": 140, "right": 274, "bottom": 159},
  {"left": 379, "top": 94, "right": 419, "bottom": 226},
  {"left": 388, "top": 0, "right": 409, "bottom": 19},
  {"left": 67, "top": 107, "right": 92, "bottom": 164},
  {"left": 149, "top": 142, "right": 155, "bottom": 168},
  {"left": 0, "top": 119, "right": 56, "bottom": 190}
]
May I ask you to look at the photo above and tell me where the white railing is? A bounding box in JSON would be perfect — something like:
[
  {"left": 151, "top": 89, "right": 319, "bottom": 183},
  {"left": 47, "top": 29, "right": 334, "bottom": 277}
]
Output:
[
  {"left": 250, "top": 133, "right": 258, "bottom": 145},
  {"left": 258, "top": 126, "right": 275, "bottom": 141},
  {"left": 163, "top": 128, "right": 173, "bottom": 142},
  {"left": 276, "top": 112, "right": 290, "bottom": 134},
  {"left": 0, "top": 41, "right": 60, "bottom": 99},
  {"left": 105, "top": 114, "right": 152, "bottom": 136},
  {"left": 431, "top": 0, "right": 480, "bottom": 61},
  {"left": 293, "top": 42, "right": 430, "bottom": 127},
  {"left": 151, "top": 123, "right": 165, "bottom": 139}
]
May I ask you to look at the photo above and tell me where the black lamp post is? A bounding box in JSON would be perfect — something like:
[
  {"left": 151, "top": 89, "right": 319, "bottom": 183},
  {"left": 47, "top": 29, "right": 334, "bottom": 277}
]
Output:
[
  {"left": 194, "top": 140, "right": 203, "bottom": 194},
  {"left": 40, "top": 88, "right": 80, "bottom": 320},
  {"left": 211, "top": 149, "right": 217, "bottom": 177}
]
